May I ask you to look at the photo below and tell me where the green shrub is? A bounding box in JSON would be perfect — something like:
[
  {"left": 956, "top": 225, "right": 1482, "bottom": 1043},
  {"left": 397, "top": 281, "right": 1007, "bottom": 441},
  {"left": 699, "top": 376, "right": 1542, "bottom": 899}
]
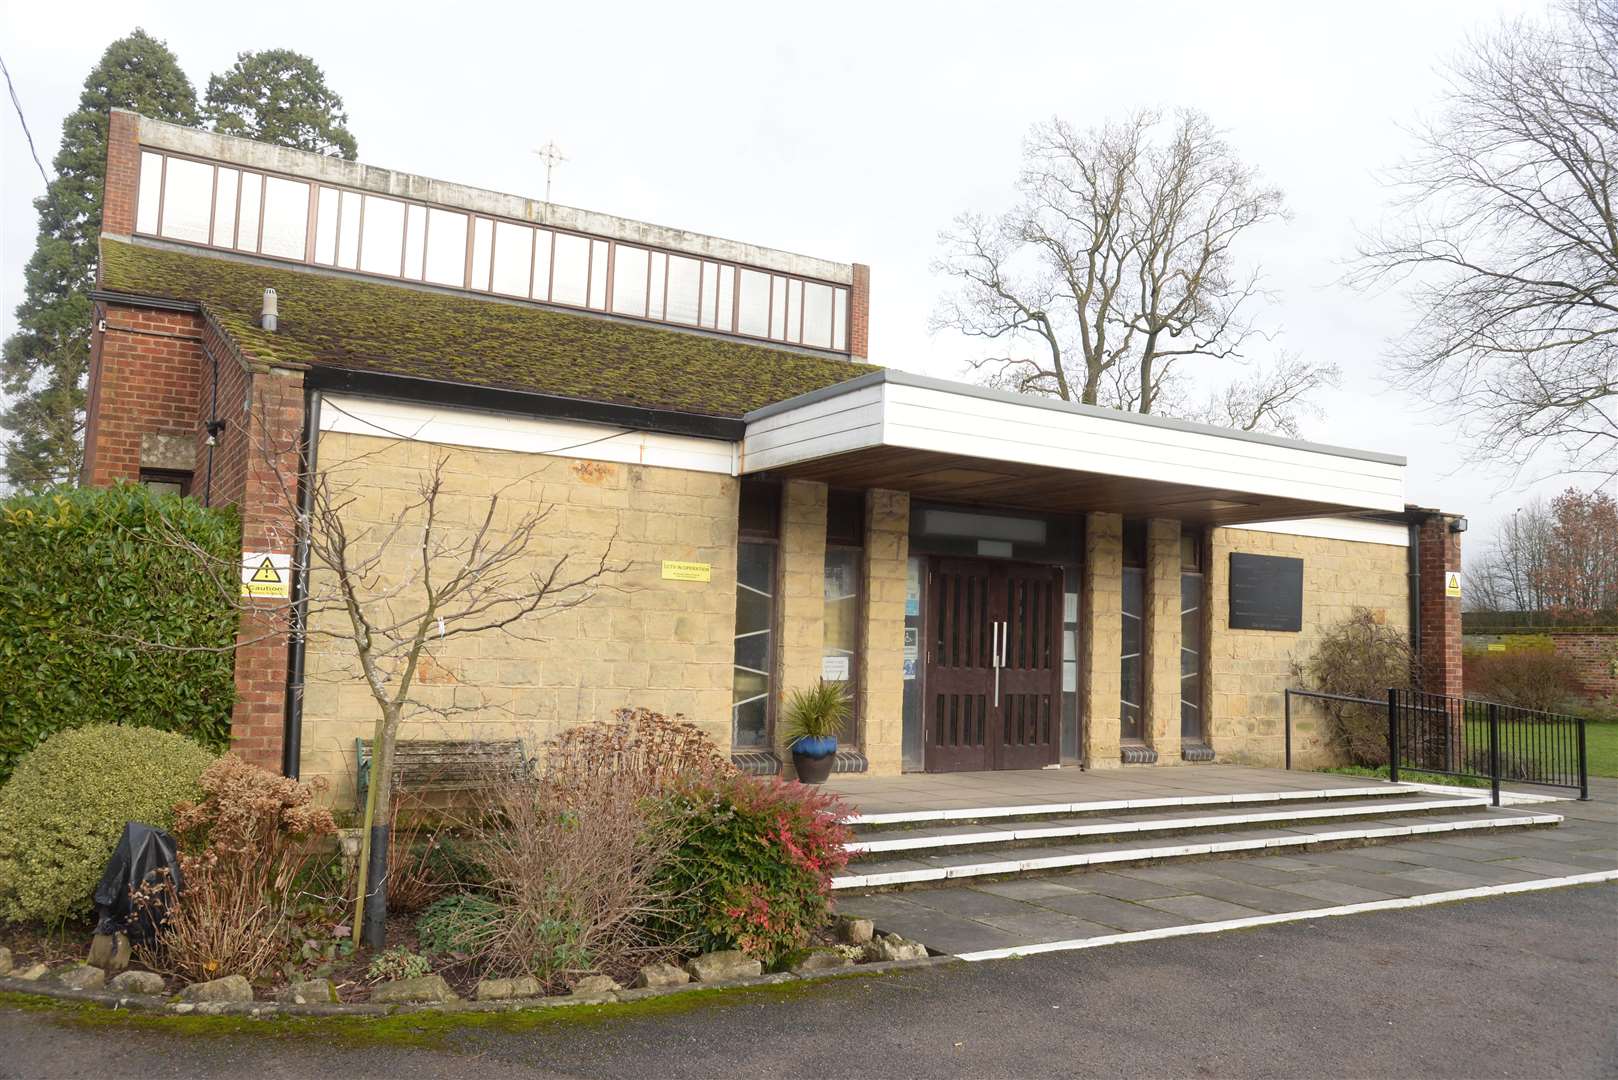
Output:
[
  {"left": 653, "top": 775, "right": 851, "bottom": 966},
  {"left": 0, "top": 484, "right": 240, "bottom": 782},
  {"left": 367, "top": 946, "right": 431, "bottom": 982},
  {"left": 415, "top": 892, "right": 501, "bottom": 956},
  {"left": 0, "top": 724, "right": 218, "bottom": 925}
]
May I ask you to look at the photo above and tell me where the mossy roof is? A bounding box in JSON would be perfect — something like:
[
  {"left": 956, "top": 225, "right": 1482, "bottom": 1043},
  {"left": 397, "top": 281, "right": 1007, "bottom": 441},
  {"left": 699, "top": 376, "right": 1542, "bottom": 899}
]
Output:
[{"left": 99, "top": 239, "right": 877, "bottom": 418}]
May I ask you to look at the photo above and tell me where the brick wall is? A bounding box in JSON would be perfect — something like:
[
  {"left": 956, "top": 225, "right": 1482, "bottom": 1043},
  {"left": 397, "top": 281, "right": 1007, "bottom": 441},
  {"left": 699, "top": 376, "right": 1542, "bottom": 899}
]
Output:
[
  {"left": 82, "top": 304, "right": 205, "bottom": 486},
  {"left": 1417, "top": 515, "right": 1463, "bottom": 697},
  {"left": 102, "top": 109, "right": 140, "bottom": 237},
  {"left": 849, "top": 264, "right": 871, "bottom": 359},
  {"left": 1463, "top": 629, "right": 1618, "bottom": 704},
  {"left": 1207, "top": 527, "right": 1411, "bottom": 769},
  {"left": 298, "top": 432, "right": 740, "bottom": 804}
]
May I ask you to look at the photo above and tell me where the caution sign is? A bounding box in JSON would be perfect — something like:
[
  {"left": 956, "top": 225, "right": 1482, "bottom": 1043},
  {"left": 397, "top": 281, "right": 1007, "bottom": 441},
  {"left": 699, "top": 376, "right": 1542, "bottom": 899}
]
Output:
[
  {"left": 241, "top": 552, "right": 292, "bottom": 599},
  {"left": 1444, "top": 571, "right": 1462, "bottom": 599},
  {"left": 661, "top": 560, "right": 711, "bottom": 582}
]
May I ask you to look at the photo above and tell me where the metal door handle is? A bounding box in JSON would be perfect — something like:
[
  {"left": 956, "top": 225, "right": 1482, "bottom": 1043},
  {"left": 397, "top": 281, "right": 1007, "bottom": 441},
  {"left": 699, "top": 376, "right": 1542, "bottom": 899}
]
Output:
[
  {"left": 991, "top": 622, "right": 1001, "bottom": 707},
  {"left": 993, "top": 619, "right": 1007, "bottom": 707}
]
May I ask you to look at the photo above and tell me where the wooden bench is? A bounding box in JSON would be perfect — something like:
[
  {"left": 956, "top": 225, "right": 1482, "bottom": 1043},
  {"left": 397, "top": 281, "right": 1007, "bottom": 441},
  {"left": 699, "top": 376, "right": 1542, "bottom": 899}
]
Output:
[{"left": 354, "top": 738, "right": 528, "bottom": 806}]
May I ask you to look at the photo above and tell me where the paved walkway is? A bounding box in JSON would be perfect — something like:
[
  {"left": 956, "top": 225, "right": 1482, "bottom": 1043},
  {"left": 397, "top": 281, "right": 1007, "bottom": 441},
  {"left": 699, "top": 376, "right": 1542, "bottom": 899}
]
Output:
[
  {"left": 824, "top": 763, "right": 1391, "bottom": 818},
  {"left": 838, "top": 777, "right": 1617, "bottom": 956}
]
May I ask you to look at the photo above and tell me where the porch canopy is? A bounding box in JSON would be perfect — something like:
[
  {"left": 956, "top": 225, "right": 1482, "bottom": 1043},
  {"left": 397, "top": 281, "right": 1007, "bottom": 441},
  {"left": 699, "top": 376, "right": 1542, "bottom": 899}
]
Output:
[{"left": 740, "top": 371, "right": 1405, "bottom": 526}]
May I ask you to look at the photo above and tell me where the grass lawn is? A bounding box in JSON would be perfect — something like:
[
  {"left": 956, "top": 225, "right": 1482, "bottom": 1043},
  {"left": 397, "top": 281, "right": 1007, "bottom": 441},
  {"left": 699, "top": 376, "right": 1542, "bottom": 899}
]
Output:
[{"left": 1323, "top": 720, "right": 1618, "bottom": 786}]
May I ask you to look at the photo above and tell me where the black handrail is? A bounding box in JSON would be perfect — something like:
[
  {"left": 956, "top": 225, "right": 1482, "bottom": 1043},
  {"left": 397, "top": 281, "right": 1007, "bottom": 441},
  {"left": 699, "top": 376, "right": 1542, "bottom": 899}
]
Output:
[{"left": 1282, "top": 688, "right": 1384, "bottom": 771}]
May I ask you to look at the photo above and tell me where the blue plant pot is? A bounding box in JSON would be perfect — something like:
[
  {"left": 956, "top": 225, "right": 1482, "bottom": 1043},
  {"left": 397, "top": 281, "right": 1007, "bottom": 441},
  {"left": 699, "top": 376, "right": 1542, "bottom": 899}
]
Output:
[{"left": 790, "top": 735, "right": 837, "bottom": 784}]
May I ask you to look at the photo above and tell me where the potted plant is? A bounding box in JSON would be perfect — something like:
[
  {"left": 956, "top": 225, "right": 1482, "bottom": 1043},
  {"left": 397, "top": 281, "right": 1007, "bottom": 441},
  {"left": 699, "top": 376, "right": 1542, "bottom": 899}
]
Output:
[{"left": 783, "top": 680, "right": 850, "bottom": 785}]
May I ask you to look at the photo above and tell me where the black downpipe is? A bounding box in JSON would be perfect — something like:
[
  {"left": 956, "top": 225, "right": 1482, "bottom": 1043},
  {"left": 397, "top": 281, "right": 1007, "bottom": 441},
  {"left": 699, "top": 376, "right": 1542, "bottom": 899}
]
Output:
[
  {"left": 282, "top": 389, "right": 322, "bottom": 779},
  {"left": 203, "top": 345, "right": 219, "bottom": 506}
]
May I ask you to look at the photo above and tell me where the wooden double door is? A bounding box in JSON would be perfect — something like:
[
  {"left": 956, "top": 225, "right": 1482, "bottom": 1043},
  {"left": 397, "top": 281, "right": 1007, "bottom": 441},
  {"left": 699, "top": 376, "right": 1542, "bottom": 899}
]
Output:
[{"left": 924, "top": 557, "right": 1063, "bottom": 772}]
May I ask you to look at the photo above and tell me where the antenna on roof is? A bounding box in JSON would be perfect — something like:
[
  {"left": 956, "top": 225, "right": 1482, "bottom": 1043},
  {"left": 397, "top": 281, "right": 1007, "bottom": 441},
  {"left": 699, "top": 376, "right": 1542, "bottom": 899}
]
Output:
[{"left": 532, "top": 140, "right": 567, "bottom": 204}]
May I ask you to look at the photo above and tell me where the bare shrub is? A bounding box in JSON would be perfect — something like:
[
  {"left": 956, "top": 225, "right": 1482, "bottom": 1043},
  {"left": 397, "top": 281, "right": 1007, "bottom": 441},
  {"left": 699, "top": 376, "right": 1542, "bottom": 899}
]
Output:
[
  {"left": 1464, "top": 648, "right": 1580, "bottom": 713},
  {"left": 383, "top": 789, "right": 465, "bottom": 915},
  {"left": 450, "top": 712, "right": 730, "bottom": 990},
  {"left": 543, "top": 707, "right": 734, "bottom": 801},
  {"left": 139, "top": 756, "right": 336, "bottom": 982},
  {"left": 1297, "top": 609, "right": 1420, "bottom": 766}
]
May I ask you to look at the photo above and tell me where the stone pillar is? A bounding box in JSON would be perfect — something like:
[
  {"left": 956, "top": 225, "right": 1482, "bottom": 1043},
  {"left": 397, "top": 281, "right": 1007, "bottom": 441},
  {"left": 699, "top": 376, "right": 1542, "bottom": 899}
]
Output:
[
  {"left": 861, "top": 489, "right": 909, "bottom": 775},
  {"left": 1081, "top": 513, "right": 1123, "bottom": 769},
  {"left": 773, "top": 480, "right": 828, "bottom": 774},
  {"left": 1145, "top": 518, "right": 1182, "bottom": 763},
  {"left": 1417, "top": 514, "right": 1464, "bottom": 698}
]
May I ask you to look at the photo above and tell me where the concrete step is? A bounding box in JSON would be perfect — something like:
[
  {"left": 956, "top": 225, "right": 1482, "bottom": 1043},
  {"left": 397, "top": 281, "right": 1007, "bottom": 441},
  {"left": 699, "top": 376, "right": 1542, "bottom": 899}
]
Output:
[
  {"left": 832, "top": 807, "right": 1562, "bottom": 891},
  {"left": 844, "top": 783, "right": 1445, "bottom": 831},
  {"left": 844, "top": 794, "right": 1492, "bottom": 859}
]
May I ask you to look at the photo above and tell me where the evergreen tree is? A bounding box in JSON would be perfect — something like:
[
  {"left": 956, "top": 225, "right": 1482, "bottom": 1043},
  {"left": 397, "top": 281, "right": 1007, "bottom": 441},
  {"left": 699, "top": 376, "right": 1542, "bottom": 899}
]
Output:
[
  {"left": 1, "top": 30, "right": 198, "bottom": 490},
  {"left": 203, "top": 49, "right": 357, "bottom": 160}
]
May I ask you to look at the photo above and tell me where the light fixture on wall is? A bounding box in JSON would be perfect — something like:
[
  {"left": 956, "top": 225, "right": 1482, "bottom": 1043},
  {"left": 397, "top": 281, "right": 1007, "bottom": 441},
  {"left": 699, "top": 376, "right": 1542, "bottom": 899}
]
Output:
[{"left": 1449, "top": 516, "right": 1469, "bottom": 533}]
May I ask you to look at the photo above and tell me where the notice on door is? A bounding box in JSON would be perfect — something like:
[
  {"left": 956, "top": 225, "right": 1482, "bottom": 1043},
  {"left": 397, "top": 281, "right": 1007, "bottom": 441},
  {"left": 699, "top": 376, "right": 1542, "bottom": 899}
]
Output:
[{"left": 241, "top": 552, "right": 291, "bottom": 599}]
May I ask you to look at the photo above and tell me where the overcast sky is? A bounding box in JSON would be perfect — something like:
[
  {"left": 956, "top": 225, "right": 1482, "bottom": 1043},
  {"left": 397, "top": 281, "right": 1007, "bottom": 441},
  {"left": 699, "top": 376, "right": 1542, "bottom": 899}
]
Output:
[{"left": 2, "top": 0, "right": 1576, "bottom": 553}]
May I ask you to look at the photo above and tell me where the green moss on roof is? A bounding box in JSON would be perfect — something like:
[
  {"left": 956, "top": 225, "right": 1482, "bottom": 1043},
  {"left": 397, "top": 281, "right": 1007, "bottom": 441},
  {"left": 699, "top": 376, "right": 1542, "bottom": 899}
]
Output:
[{"left": 100, "top": 239, "right": 877, "bottom": 417}]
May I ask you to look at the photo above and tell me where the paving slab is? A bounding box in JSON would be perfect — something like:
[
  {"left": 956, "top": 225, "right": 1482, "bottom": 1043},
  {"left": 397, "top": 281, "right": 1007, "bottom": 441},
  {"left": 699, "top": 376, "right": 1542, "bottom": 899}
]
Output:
[
  {"left": 973, "top": 911, "right": 1114, "bottom": 942},
  {"left": 1182, "top": 877, "right": 1333, "bottom": 913},
  {"left": 1035, "top": 892, "right": 1187, "bottom": 931},
  {"left": 1140, "top": 894, "right": 1269, "bottom": 922},
  {"left": 1062, "top": 871, "right": 1192, "bottom": 900},
  {"left": 1272, "top": 879, "right": 1400, "bottom": 905}
]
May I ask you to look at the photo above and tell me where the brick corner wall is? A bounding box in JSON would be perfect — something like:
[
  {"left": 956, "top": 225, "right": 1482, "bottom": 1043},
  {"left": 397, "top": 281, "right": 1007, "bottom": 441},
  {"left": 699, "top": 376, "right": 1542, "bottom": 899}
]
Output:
[
  {"left": 849, "top": 264, "right": 871, "bottom": 360},
  {"left": 103, "top": 108, "right": 141, "bottom": 239},
  {"left": 1417, "top": 515, "right": 1464, "bottom": 699}
]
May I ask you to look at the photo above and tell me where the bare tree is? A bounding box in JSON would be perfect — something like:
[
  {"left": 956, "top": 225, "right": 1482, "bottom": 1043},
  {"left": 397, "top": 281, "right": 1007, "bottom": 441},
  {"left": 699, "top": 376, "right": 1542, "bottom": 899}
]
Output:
[
  {"left": 1184, "top": 352, "right": 1343, "bottom": 438},
  {"left": 1464, "top": 497, "right": 1555, "bottom": 612},
  {"left": 1354, "top": 0, "right": 1618, "bottom": 481},
  {"left": 143, "top": 401, "right": 619, "bottom": 947},
  {"left": 933, "top": 110, "right": 1333, "bottom": 430}
]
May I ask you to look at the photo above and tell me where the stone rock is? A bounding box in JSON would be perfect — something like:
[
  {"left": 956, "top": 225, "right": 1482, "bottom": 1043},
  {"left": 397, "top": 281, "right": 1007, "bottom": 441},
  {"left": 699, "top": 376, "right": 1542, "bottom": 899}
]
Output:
[
  {"left": 179, "top": 974, "right": 254, "bottom": 1003},
  {"left": 790, "top": 947, "right": 853, "bottom": 975},
  {"left": 48, "top": 964, "right": 105, "bottom": 991},
  {"left": 871, "top": 933, "right": 929, "bottom": 962},
  {"left": 370, "top": 974, "right": 457, "bottom": 1004},
  {"left": 683, "top": 950, "right": 763, "bottom": 983},
  {"left": 632, "top": 962, "right": 691, "bottom": 989},
  {"left": 15, "top": 963, "right": 49, "bottom": 981},
  {"left": 474, "top": 976, "right": 541, "bottom": 1001},
  {"left": 570, "top": 974, "right": 621, "bottom": 996},
  {"left": 276, "top": 977, "right": 338, "bottom": 1004},
  {"left": 86, "top": 932, "right": 131, "bottom": 974},
  {"left": 836, "top": 915, "right": 874, "bottom": 945},
  {"left": 0, "top": 946, "right": 11, "bottom": 976},
  {"left": 109, "top": 970, "right": 167, "bottom": 995}
]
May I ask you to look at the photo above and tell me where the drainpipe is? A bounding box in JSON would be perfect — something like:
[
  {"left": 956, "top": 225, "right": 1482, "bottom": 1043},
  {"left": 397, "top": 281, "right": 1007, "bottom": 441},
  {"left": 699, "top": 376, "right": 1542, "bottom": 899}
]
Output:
[{"left": 282, "top": 387, "right": 322, "bottom": 779}]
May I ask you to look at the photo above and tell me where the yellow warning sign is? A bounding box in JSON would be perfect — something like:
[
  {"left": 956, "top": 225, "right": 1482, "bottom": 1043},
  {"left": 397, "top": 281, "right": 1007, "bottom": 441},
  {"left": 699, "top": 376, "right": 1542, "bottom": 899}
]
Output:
[
  {"left": 241, "top": 552, "right": 292, "bottom": 599},
  {"left": 660, "top": 560, "right": 712, "bottom": 582},
  {"left": 1444, "top": 571, "right": 1462, "bottom": 599}
]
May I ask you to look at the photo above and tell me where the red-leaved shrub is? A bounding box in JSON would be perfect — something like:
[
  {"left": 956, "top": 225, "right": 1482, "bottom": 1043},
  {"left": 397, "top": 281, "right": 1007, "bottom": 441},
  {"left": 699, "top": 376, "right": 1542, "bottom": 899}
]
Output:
[{"left": 653, "top": 775, "right": 851, "bottom": 964}]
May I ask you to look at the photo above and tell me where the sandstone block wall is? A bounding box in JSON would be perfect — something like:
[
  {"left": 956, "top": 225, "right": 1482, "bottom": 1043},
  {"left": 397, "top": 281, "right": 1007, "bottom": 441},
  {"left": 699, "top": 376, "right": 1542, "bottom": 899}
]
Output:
[
  {"left": 1207, "top": 527, "right": 1410, "bottom": 769},
  {"left": 299, "top": 431, "right": 739, "bottom": 803}
]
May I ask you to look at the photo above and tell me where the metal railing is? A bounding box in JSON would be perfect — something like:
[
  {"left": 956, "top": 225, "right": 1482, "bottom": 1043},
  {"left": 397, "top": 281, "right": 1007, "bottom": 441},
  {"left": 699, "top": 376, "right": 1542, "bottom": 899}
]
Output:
[
  {"left": 1388, "top": 688, "right": 1589, "bottom": 805},
  {"left": 1284, "top": 687, "right": 1590, "bottom": 806}
]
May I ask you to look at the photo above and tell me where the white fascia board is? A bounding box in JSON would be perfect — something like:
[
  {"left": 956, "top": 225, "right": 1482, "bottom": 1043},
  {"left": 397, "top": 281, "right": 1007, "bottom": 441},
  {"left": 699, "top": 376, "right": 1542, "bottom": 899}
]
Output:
[
  {"left": 1227, "top": 516, "right": 1411, "bottom": 547},
  {"left": 319, "top": 394, "right": 737, "bottom": 475},
  {"left": 742, "top": 375, "right": 1406, "bottom": 513}
]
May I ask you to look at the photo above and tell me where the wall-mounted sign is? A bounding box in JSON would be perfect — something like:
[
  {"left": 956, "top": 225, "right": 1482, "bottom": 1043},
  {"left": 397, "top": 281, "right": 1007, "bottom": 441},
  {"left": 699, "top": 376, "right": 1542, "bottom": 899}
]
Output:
[
  {"left": 821, "top": 654, "right": 850, "bottom": 681},
  {"left": 661, "top": 560, "right": 711, "bottom": 582},
  {"left": 241, "top": 552, "right": 291, "bottom": 599},
  {"left": 1228, "top": 552, "right": 1303, "bottom": 632},
  {"left": 1445, "top": 571, "right": 1462, "bottom": 599},
  {"left": 1487, "top": 643, "right": 1506, "bottom": 652}
]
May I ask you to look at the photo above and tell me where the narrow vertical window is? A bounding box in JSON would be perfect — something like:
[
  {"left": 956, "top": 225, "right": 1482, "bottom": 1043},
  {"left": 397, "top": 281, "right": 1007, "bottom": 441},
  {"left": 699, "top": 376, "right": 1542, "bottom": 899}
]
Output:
[
  {"left": 1180, "top": 532, "right": 1205, "bottom": 743},
  {"left": 1120, "top": 519, "right": 1146, "bottom": 742},
  {"left": 732, "top": 480, "right": 781, "bottom": 749},
  {"left": 823, "top": 490, "right": 865, "bottom": 744}
]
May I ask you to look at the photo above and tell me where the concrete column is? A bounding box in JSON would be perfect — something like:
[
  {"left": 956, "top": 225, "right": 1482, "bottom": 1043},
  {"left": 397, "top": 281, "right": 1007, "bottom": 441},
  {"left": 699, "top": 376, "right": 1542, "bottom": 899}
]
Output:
[
  {"left": 773, "top": 480, "right": 828, "bottom": 773},
  {"left": 1081, "top": 513, "right": 1123, "bottom": 769},
  {"left": 1146, "top": 518, "right": 1182, "bottom": 763},
  {"left": 861, "top": 489, "right": 909, "bottom": 776}
]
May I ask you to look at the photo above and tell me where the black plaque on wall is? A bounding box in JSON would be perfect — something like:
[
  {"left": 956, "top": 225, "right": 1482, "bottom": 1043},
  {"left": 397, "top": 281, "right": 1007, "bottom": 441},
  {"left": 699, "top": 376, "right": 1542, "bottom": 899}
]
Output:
[{"left": 1228, "top": 552, "right": 1304, "bottom": 631}]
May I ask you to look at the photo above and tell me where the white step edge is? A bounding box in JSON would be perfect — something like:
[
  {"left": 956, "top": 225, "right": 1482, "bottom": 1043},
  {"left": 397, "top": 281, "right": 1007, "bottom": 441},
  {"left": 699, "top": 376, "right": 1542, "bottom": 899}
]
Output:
[
  {"left": 954, "top": 868, "right": 1618, "bottom": 962},
  {"left": 842, "top": 784, "right": 1423, "bottom": 827},
  {"left": 1393, "top": 780, "right": 1567, "bottom": 806},
  {"left": 830, "top": 812, "right": 1563, "bottom": 890},
  {"left": 845, "top": 797, "right": 1488, "bottom": 855}
]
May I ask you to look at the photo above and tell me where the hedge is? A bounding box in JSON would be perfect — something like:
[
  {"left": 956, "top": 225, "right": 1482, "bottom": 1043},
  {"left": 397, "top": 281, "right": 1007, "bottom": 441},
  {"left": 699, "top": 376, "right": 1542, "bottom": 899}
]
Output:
[{"left": 0, "top": 483, "right": 240, "bottom": 782}]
